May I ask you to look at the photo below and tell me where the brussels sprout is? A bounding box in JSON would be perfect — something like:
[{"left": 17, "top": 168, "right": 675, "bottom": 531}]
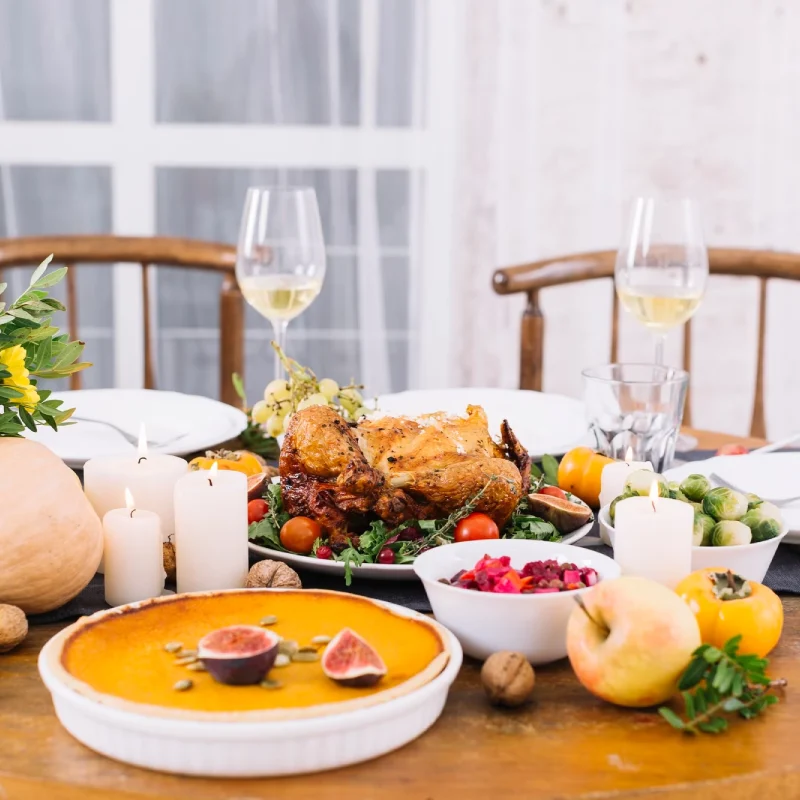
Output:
[
  {"left": 692, "top": 511, "right": 716, "bottom": 546},
  {"left": 609, "top": 490, "right": 636, "bottom": 523},
  {"left": 746, "top": 492, "right": 763, "bottom": 510},
  {"left": 702, "top": 486, "right": 749, "bottom": 522},
  {"left": 624, "top": 470, "right": 669, "bottom": 498},
  {"left": 740, "top": 501, "right": 783, "bottom": 542},
  {"left": 679, "top": 474, "right": 712, "bottom": 503},
  {"left": 670, "top": 488, "right": 689, "bottom": 503},
  {"left": 711, "top": 520, "right": 752, "bottom": 547}
]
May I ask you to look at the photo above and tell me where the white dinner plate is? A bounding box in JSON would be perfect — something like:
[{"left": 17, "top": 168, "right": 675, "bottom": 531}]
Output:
[
  {"left": 249, "top": 519, "right": 596, "bottom": 581},
  {"left": 372, "top": 388, "right": 592, "bottom": 459},
  {"left": 24, "top": 389, "right": 247, "bottom": 468},
  {"left": 665, "top": 453, "right": 800, "bottom": 545}
]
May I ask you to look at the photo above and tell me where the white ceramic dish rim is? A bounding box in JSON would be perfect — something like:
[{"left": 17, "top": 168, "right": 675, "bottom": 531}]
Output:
[
  {"left": 38, "top": 591, "right": 463, "bottom": 737},
  {"left": 598, "top": 504, "right": 789, "bottom": 553},
  {"left": 249, "top": 515, "right": 595, "bottom": 580},
  {"left": 413, "top": 539, "right": 621, "bottom": 600}
]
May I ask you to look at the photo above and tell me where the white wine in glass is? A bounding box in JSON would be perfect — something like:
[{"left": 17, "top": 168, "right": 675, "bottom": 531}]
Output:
[
  {"left": 236, "top": 187, "right": 326, "bottom": 379},
  {"left": 615, "top": 197, "right": 708, "bottom": 363}
]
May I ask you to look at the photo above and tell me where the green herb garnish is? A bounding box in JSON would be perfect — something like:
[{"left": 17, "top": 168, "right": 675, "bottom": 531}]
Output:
[{"left": 659, "top": 635, "right": 786, "bottom": 734}]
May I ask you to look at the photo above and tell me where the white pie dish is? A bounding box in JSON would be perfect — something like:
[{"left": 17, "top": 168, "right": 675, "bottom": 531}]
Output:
[
  {"left": 413, "top": 540, "right": 621, "bottom": 665},
  {"left": 598, "top": 505, "right": 787, "bottom": 584},
  {"left": 38, "top": 591, "right": 462, "bottom": 777}
]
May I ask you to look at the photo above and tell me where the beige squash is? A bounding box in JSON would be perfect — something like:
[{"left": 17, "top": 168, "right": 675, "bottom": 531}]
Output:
[{"left": 0, "top": 438, "right": 102, "bottom": 614}]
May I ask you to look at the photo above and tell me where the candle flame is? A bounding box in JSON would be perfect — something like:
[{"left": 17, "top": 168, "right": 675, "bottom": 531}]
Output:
[
  {"left": 649, "top": 480, "right": 659, "bottom": 512},
  {"left": 125, "top": 487, "right": 135, "bottom": 510},
  {"left": 209, "top": 462, "right": 219, "bottom": 476},
  {"left": 137, "top": 423, "right": 148, "bottom": 458},
  {"left": 624, "top": 446, "right": 633, "bottom": 464}
]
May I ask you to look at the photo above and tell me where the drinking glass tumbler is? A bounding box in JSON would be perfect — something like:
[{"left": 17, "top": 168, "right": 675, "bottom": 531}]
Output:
[{"left": 582, "top": 364, "right": 689, "bottom": 472}]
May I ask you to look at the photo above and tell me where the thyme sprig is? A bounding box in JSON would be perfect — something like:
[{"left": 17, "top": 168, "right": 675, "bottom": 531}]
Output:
[{"left": 659, "top": 635, "right": 785, "bottom": 734}]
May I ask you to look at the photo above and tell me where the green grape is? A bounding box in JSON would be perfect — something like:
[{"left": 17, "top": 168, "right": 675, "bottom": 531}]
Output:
[
  {"left": 283, "top": 413, "right": 294, "bottom": 433},
  {"left": 265, "top": 413, "right": 284, "bottom": 438},
  {"left": 318, "top": 378, "right": 339, "bottom": 400},
  {"left": 339, "top": 388, "right": 363, "bottom": 415},
  {"left": 297, "top": 393, "right": 329, "bottom": 411},
  {"left": 251, "top": 399, "right": 271, "bottom": 424},
  {"left": 264, "top": 379, "right": 290, "bottom": 403}
]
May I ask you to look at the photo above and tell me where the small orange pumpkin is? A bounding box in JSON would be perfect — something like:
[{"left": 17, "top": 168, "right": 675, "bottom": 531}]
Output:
[
  {"left": 557, "top": 447, "right": 613, "bottom": 509},
  {"left": 189, "top": 449, "right": 265, "bottom": 477}
]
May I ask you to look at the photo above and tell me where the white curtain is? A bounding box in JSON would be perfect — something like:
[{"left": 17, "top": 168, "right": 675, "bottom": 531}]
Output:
[{"left": 450, "top": 0, "right": 800, "bottom": 438}]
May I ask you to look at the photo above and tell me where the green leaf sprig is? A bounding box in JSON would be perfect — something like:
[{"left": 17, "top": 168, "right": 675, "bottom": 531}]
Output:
[
  {"left": 530, "top": 454, "right": 559, "bottom": 486},
  {"left": 659, "top": 635, "right": 786, "bottom": 734}
]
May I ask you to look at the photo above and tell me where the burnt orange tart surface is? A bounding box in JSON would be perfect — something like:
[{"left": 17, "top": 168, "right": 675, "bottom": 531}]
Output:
[{"left": 50, "top": 589, "right": 449, "bottom": 721}]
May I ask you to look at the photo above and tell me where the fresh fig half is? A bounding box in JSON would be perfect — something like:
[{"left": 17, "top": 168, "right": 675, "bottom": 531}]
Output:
[
  {"left": 321, "top": 628, "right": 388, "bottom": 688},
  {"left": 197, "top": 625, "right": 279, "bottom": 686},
  {"left": 247, "top": 472, "right": 269, "bottom": 502},
  {"left": 527, "top": 493, "right": 592, "bottom": 533}
]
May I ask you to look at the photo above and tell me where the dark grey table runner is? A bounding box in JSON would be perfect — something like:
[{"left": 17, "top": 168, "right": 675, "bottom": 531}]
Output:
[{"left": 30, "top": 450, "right": 800, "bottom": 624}]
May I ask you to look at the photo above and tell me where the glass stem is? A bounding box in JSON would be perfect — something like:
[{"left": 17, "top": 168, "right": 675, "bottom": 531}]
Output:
[
  {"left": 654, "top": 332, "right": 666, "bottom": 365},
  {"left": 271, "top": 319, "right": 289, "bottom": 380}
]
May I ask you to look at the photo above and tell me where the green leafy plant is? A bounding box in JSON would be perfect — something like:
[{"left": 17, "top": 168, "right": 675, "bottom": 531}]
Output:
[
  {"left": 0, "top": 256, "right": 91, "bottom": 437},
  {"left": 231, "top": 372, "right": 280, "bottom": 461},
  {"left": 247, "top": 482, "right": 290, "bottom": 550},
  {"left": 530, "top": 454, "right": 559, "bottom": 486},
  {"left": 659, "top": 635, "right": 786, "bottom": 734}
]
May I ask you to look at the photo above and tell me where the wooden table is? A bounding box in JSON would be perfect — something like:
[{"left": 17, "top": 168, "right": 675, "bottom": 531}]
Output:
[{"left": 3, "top": 430, "right": 797, "bottom": 800}]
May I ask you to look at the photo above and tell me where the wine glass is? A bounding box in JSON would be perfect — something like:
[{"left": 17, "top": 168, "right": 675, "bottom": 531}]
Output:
[
  {"left": 615, "top": 197, "right": 708, "bottom": 364},
  {"left": 236, "top": 186, "right": 326, "bottom": 379}
]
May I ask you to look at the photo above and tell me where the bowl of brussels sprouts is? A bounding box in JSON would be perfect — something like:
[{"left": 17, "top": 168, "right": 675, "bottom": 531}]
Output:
[{"left": 599, "top": 469, "right": 787, "bottom": 583}]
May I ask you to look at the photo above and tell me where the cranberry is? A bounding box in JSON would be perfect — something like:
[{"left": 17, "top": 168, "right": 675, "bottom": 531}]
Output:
[
  {"left": 316, "top": 545, "right": 333, "bottom": 560},
  {"left": 378, "top": 548, "right": 395, "bottom": 565}
]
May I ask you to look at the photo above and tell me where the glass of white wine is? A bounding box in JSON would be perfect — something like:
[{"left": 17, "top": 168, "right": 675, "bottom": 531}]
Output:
[
  {"left": 615, "top": 197, "right": 708, "bottom": 364},
  {"left": 236, "top": 186, "right": 326, "bottom": 379}
]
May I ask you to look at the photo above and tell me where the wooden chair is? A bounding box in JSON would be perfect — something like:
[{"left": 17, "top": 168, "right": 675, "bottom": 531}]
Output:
[
  {"left": 0, "top": 236, "right": 243, "bottom": 406},
  {"left": 492, "top": 249, "right": 800, "bottom": 438}
]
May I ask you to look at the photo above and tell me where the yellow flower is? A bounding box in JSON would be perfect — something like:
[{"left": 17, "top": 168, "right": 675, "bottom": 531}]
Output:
[{"left": 0, "top": 345, "right": 40, "bottom": 411}]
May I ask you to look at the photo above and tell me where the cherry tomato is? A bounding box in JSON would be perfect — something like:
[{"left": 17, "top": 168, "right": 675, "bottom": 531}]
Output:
[
  {"left": 378, "top": 548, "right": 395, "bottom": 564},
  {"left": 280, "top": 516, "right": 322, "bottom": 554},
  {"left": 316, "top": 545, "right": 333, "bottom": 560},
  {"left": 716, "top": 443, "right": 749, "bottom": 456},
  {"left": 537, "top": 485, "right": 567, "bottom": 501},
  {"left": 247, "top": 499, "right": 269, "bottom": 524},
  {"left": 454, "top": 512, "right": 500, "bottom": 543}
]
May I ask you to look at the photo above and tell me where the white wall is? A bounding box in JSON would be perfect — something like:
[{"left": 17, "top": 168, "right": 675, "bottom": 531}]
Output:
[{"left": 451, "top": 0, "right": 800, "bottom": 438}]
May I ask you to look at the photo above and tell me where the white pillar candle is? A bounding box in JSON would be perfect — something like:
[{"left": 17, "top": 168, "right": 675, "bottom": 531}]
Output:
[
  {"left": 174, "top": 465, "right": 249, "bottom": 594},
  {"left": 84, "top": 427, "right": 189, "bottom": 572},
  {"left": 598, "top": 448, "right": 654, "bottom": 510},
  {"left": 103, "top": 490, "right": 165, "bottom": 607},
  {"left": 613, "top": 484, "right": 694, "bottom": 589}
]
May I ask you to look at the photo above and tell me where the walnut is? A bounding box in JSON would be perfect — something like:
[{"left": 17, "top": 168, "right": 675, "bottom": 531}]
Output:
[
  {"left": 481, "top": 651, "right": 535, "bottom": 707},
  {"left": 0, "top": 604, "right": 28, "bottom": 654},
  {"left": 163, "top": 540, "right": 177, "bottom": 583},
  {"left": 246, "top": 560, "right": 302, "bottom": 589}
]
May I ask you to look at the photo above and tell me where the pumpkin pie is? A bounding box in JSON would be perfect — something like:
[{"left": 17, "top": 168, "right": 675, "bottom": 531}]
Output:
[{"left": 45, "top": 589, "right": 450, "bottom": 722}]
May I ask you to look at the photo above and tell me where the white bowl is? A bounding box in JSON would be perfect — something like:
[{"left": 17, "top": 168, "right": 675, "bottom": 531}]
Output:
[
  {"left": 598, "top": 505, "right": 786, "bottom": 584},
  {"left": 38, "top": 593, "right": 463, "bottom": 777},
  {"left": 412, "top": 540, "right": 621, "bottom": 665}
]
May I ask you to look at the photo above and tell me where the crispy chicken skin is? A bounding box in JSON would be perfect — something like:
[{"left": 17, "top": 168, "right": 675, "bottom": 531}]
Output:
[{"left": 279, "top": 404, "right": 529, "bottom": 544}]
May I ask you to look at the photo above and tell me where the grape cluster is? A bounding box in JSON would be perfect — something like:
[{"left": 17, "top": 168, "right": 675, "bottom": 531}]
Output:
[{"left": 250, "top": 347, "right": 369, "bottom": 437}]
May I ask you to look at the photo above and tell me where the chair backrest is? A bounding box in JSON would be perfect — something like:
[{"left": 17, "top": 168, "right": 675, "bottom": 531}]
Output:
[
  {"left": 0, "top": 235, "right": 242, "bottom": 405},
  {"left": 492, "top": 248, "right": 800, "bottom": 438}
]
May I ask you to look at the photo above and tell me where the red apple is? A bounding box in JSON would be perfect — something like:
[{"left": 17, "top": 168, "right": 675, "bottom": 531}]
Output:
[{"left": 566, "top": 577, "right": 701, "bottom": 708}]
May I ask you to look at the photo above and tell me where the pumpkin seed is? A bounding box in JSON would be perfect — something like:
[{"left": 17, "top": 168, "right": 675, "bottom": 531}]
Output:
[
  {"left": 259, "top": 615, "right": 278, "bottom": 626},
  {"left": 278, "top": 639, "right": 299, "bottom": 657},
  {"left": 292, "top": 651, "right": 319, "bottom": 663},
  {"left": 273, "top": 653, "right": 291, "bottom": 668},
  {"left": 164, "top": 642, "right": 183, "bottom": 653},
  {"left": 186, "top": 661, "right": 207, "bottom": 672},
  {"left": 297, "top": 646, "right": 318, "bottom": 654},
  {"left": 260, "top": 678, "right": 283, "bottom": 690},
  {"left": 311, "top": 635, "right": 332, "bottom": 646},
  {"left": 178, "top": 649, "right": 198, "bottom": 658},
  {"left": 175, "top": 655, "right": 199, "bottom": 666},
  {"left": 173, "top": 679, "right": 193, "bottom": 691}
]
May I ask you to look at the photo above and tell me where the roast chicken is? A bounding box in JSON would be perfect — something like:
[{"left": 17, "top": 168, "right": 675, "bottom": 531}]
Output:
[{"left": 279, "top": 404, "right": 531, "bottom": 550}]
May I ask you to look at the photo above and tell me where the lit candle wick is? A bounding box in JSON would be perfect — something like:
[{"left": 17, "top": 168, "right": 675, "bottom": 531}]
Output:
[
  {"left": 208, "top": 461, "right": 218, "bottom": 487},
  {"left": 125, "top": 487, "right": 137, "bottom": 519},
  {"left": 649, "top": 480, "right": 659, "bottom": 513},
  {"left": 137, "top": 422, "right": 148, "bottom": 464}
]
